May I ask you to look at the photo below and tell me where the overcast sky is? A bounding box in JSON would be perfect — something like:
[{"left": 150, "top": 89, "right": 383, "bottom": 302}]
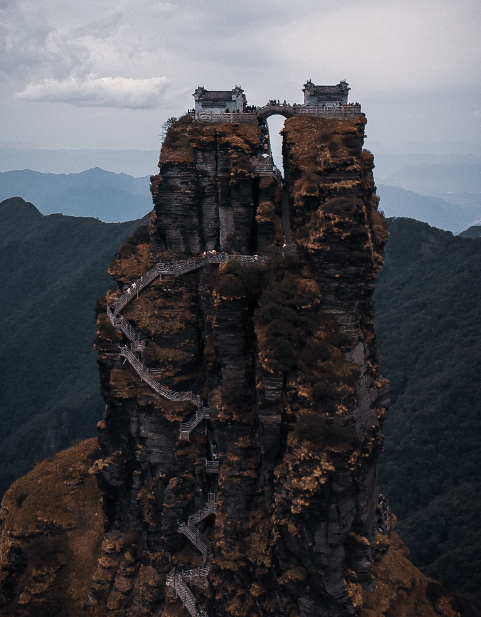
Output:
[{"left": 1, "top": 0, "right": 480, "bottom": 154}]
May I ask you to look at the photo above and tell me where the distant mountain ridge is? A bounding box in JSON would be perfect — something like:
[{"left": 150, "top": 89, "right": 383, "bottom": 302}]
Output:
[
  {"left": 0, "top": 167, "right": 152, "bottom": 222},
  {"left": 378, "top": 161, "right": 481, "bottom": 235},
  {"left": 377, "top": 184, "right": 481, "bottom": 234},
  {"left": 372, "top": 151, "right": 481, "bottom": 182},
  {"left": 0, "top": 147, "right": 159, "bottom": 177},
  {"left": 3, "top": 166, "right": 481, "bottom": 233}
]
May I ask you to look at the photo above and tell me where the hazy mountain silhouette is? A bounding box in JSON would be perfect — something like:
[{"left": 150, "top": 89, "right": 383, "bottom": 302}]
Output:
[
  {"left": 0, "top": 168, "right": 153, "bottom": 222},
  {"left": 384, "top": 163, "right": 481, "bottom": 195},
  {"left": 0, "top": 147, "right": 159, "bottom": 177},
  {"left": 377, "top": 184, "right": 481, "bottom": 234}
]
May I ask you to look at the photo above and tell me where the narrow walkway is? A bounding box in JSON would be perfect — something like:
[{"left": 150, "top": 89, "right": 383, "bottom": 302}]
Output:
[{"left": 108, "top": 250, "right": 295, "bottom": 436}]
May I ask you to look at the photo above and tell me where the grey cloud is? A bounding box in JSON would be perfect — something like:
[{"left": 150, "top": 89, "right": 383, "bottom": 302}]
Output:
[
  {"left": 0, "top": 1, "right": 92, "bottom": 80},
  {"left": 1, "top": 0, "right": 480, "bottom": 151},
  {"left": 150, "top": 2, "right": 177, "bottom": 14},
  {"left": 16, "top": 75, "right": 171, "bottom": 109},
  {"left": 72, "top": 12, "right": 124, "bottom": 38}
]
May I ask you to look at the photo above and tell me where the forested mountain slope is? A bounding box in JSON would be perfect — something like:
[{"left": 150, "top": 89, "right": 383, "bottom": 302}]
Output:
[
  {"left": 0, "top": 198, "right": 143, "bottom": 496},
  {"left": 376, "top": 217, "right": 481, "bottom": 598}
]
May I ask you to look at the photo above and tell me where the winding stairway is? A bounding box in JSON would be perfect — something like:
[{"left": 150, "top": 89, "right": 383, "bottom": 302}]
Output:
[
  {"left": 166, "top": 493, "right": 216, "bottom": 616},
  {"left": 107, "top": 152, "right": 295, "bottom": 615},
  {"left": 107, "top": 252, "right": 273, "bottom": 617}
]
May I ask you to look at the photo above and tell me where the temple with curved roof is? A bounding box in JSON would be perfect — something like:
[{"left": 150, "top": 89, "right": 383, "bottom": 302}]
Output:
[
  {"left": 303, "top": 79, "right": 351, "bottom": 106},
  {"left": 193, "top": 86, "right": 246, "bottom": 113}
]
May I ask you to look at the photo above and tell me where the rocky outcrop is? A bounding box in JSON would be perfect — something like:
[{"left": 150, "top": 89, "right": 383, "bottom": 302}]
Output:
[
  {"left": 363, "top": 531, "right": 463, "bottom": 617},
  {"left": 0, "top": 440, "right": 105, "bottom": 616},
  {"left": 0, "top": 114, "right": 465, "bottom": 617}
]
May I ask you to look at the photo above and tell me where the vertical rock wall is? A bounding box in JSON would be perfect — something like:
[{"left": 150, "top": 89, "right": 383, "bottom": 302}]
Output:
[
  {"left": 261, "top": 117, "right": 389, "bottom": 615},
  {"left": 92, "top": 114, "right": 391, "bottom": 617}
]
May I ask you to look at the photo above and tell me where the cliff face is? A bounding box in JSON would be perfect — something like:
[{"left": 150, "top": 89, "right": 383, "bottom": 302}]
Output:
[{"left": 0, "top": 115, "right": 462, "bottom": 617}]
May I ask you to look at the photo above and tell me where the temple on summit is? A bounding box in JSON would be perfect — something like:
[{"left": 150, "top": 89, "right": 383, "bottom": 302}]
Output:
[
  {"left": 193, "top": 86, "right": 246, "bottom": 113},
  {"left": 302, "top": 79, "right": 351, "bottom": 106}
]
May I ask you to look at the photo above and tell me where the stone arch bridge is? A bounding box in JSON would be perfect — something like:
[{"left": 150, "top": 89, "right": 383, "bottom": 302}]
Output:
[{"left": 255, "top": 103, "right": 297, "bottom": 121}]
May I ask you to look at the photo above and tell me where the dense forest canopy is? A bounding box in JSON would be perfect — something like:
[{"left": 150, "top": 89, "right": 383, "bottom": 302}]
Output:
[
  {"left": 375, "top": 217, "right": 481, "bottom": 598},
  {"left": 0, "top": 198, "right": 142, "bottom": 496}
]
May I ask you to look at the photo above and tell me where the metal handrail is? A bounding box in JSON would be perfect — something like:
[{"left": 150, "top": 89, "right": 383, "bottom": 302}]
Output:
[
  {"left": 119, "top": 346, "right": 201, "bottom": 405},
  {"left": 188, "top": 493, "right": 216, "bottom": 525},
  {"left": 181, "top": 566, "right": 211, "bottom": 581},
  {"left": 178, "top": 522, "right": 213, "bottom": 560},
  {"left": 180, "top": 407, "right": 210, "bottom": 438}
]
